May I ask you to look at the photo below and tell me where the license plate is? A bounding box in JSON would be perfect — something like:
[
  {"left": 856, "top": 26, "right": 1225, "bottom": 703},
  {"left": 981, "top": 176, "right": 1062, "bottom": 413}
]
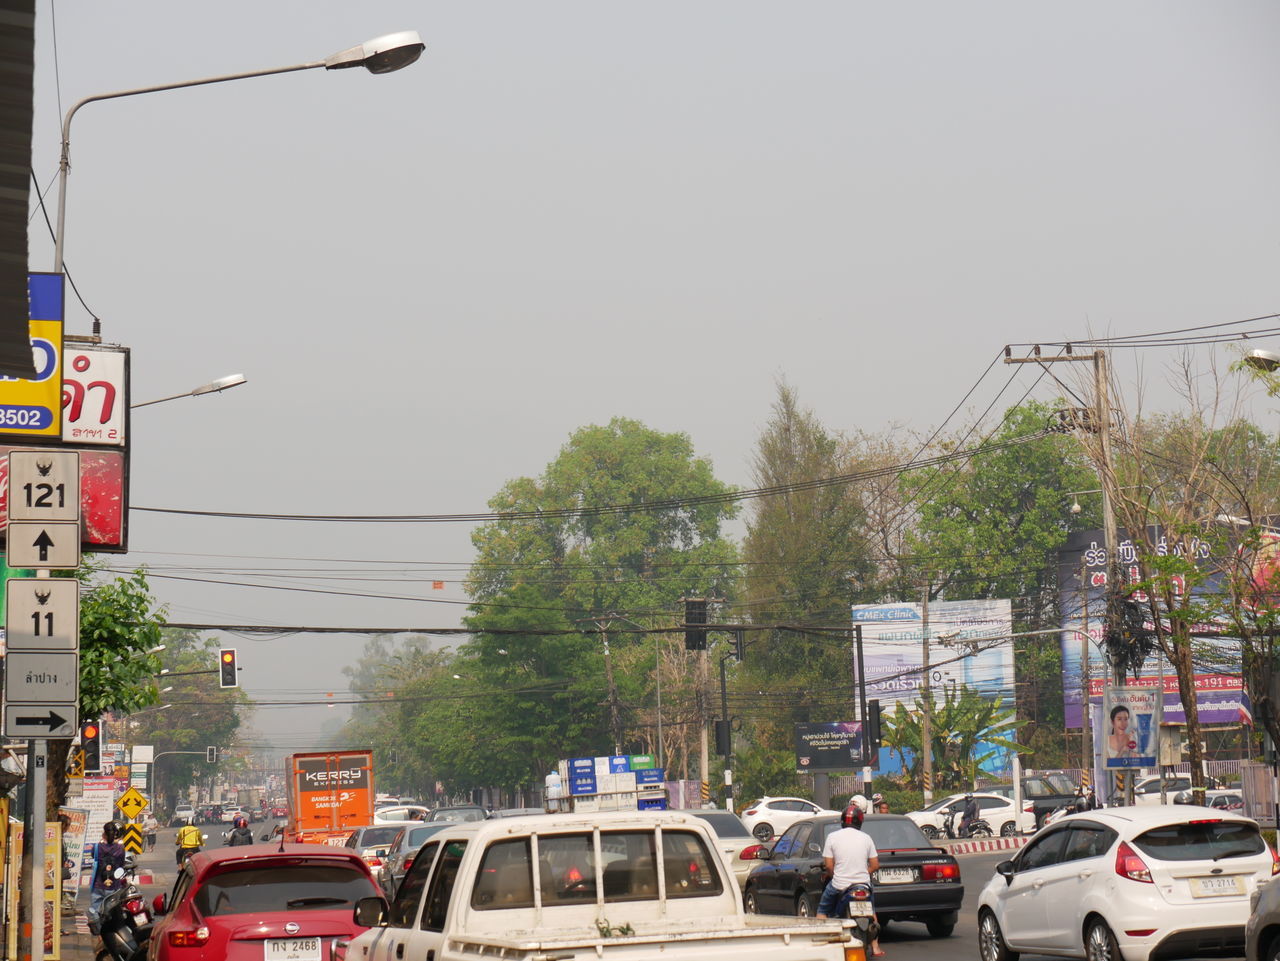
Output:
[
  {"left": 1189, "top": 876, "right": 1245, "bottom": 898},
  {"left": 265, "top": 938, "right": 322, "bottom": 961},
  {"left": 132, "top": 913, "right": 149, "bottom": 927},
  {"left": 846, "top": 900, "right": 875, "bottom": 916},
  {"left": 877, "top": 868, "right": 914, "bottom": 884}
]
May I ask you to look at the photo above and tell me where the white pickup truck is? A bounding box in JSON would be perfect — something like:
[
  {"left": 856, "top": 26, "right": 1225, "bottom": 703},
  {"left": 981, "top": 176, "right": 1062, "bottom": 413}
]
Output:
[{"left": 335, "top": 810, "right": 865, "bottom": 961}]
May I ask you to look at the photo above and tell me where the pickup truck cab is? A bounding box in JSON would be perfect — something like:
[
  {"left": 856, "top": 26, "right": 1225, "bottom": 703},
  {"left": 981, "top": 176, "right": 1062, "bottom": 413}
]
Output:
[{"left": 336, "top": 810, "right": 864, "bottom": 961}]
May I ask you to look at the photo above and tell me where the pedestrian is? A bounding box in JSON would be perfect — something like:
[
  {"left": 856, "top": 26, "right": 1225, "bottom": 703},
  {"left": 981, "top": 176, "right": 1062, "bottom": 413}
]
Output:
[
  {"left": 815, "top": 803, "right": 884, "bottom": 957},
  {"left": 88, "top": 822, "right": 126, "bottom": 936},
  {"left": 226, "top": 815, "right": 254, "bottom": 846},
  {"left": 142, "top": 811, "right": 159, "bottom": 852},
  {"left": 175, "top": 818, "right": 203, "bottom": 867}
]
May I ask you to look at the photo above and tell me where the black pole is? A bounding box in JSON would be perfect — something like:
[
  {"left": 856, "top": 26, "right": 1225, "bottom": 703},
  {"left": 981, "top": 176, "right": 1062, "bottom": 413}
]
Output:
[{"left": 856, "top": 625, "right": 869, "bottom": 767}]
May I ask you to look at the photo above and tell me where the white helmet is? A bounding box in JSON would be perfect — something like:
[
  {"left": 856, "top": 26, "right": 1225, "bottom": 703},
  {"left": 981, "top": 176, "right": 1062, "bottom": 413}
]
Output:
[{"left": 851, "top": 794, "right": 870, "bottom": 813}]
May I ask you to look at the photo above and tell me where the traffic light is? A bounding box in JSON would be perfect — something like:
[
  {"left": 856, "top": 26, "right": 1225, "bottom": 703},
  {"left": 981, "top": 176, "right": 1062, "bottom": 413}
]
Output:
[
  {"left": 80, "top": 720, "right": 103, "bottom": 774},
  {"left": 206, "top": 746, "right": 218, "bottom": 763},
  {"left": 714, "top": 719, "right": 731, "bottom": 757},
  {"left": 730, "top": 629, "right": 744, "bottom": 661},
  {"left": 866, "top": 699, "right": 882, "bottom": 750},
  {"left": 683, "top": 598, "right": 707, "bottom": 651},
  {"left": 219, "top": 648, "right": 238, "bottom": 688}
]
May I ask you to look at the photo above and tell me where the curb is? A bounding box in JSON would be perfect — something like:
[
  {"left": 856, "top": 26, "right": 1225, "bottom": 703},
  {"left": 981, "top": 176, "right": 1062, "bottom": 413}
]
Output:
[{"left": 940, "top": 836, "right": 1029, "bottom": 856}]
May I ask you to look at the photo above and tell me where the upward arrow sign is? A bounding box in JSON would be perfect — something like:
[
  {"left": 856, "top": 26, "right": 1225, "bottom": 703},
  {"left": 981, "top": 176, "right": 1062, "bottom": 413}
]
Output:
[{"left": 32, "top": 529, "right": 55, "bottom": 562}]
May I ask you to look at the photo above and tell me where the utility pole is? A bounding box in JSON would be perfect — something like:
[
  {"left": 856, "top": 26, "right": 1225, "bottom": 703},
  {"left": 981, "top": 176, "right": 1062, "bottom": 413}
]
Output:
[
  {"left": 1081, "top": 559, "right": 1094, "bottom": 783},
  {"left": 921, "top": 583, "right": 933, "bottom": 804},
  {"left": 593, "top": 617, "right": 623, "bottom": 756},
  {"left": 1006, "top": 346, "right": 1125, "bottom": 802}
]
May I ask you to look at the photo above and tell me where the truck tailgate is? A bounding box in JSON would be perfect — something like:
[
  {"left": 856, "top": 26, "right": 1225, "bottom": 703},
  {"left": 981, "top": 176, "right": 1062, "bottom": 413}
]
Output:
[{"left": 448, "top": 918, "right": 861, "bottom": 961}]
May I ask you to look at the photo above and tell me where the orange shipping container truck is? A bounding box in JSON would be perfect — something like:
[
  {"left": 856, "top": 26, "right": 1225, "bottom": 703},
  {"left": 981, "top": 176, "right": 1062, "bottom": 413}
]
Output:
[{"left": 286, "top": 749, "right": 375, "bottom": 844}]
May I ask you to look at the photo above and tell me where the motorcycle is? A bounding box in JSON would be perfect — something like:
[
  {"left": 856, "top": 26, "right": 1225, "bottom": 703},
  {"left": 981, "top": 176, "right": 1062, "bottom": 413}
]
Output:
[
  {"left": 95, "top": 861, "right": 153, "bottom": 961},
  {"left": 839, "top": 882, "right": 880, "bottom": 945},
  {"left": 944, "top": 809, "right": 992, "bottom": 839}
]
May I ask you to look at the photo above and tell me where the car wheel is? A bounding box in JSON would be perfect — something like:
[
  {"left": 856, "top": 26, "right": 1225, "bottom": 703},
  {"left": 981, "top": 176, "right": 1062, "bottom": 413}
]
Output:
[
  {"left": 926, "top": 918, "right": 955, "bottom": 938},
  {"left": 921, "top": 824, "right": 940, "bottom": 839},
  {"left": 979, "top": 910, "right": 1019, "bottom": 961},
  {"left": 1085, "top": 918, "right": 1120, "bottom": 961},
  {"left": 744, "top": 886, "right": 759, "bottom": 914},
  {"left": 753, "top": 822, "right": 774, "bottom": 842},
  {"left": 999, "top": 820, "right": 1018, "bottom": 837},
  {"left": 1267, "top": 935, "right": 1280, "bottom": 961},
  {"left": 795, "top": 893, "right": 816, "bottom": 918}
]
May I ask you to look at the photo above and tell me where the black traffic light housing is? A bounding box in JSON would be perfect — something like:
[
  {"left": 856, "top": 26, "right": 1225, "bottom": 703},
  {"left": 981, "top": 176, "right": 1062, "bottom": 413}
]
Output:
[
  {"left": 80, "top": 719, "right": 103, "bottom": 774},
  {"left": 866, "top": 699, "right": 882, "bottom": 750},
  {"left": 684, "top": 598, "right": 707, "bottom": 651},
  {"left": 207, "top": 746, "right": 218, "bottom": 763},
  {"left": 714, "top": 719, "right": 731, "bottom": 757},
  {"left": 219, "top": 649, "right": 239, "bottom": 688}
]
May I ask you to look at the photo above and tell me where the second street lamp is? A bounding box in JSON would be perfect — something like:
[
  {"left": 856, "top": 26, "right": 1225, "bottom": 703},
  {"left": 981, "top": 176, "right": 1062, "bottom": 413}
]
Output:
[{"left": 131, "top": 373, "right": 248, "bottom": 409}]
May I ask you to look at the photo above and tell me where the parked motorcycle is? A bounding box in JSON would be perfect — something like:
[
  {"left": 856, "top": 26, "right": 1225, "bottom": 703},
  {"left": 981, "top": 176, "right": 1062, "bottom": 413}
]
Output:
[
  {"left": 94, "top": 862, "right": 153, "bottom": 961},
  {"left": 944, "top": 809, "right": 993, "bottom": 839}
]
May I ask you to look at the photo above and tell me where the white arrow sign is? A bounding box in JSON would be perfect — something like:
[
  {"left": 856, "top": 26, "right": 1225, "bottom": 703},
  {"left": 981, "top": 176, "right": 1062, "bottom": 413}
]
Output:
[
  {"left": 2, "top": 705, "right": 77, "bottom": 739},
  {"left": 6, "top": 520, "right": 81, "bottom": 569}
]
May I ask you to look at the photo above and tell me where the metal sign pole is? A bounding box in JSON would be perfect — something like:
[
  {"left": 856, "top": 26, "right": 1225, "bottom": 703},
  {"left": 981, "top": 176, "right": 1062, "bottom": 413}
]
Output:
[{"left": 30, "top": 738, "right": 47, "bottom": 961}]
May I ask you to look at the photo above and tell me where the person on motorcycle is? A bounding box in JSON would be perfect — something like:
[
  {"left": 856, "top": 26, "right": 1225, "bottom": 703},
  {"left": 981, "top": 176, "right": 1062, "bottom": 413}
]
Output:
[
  {"left": 816, "top": 803, "right": 884, "bottom": 957},
  {"left": 175, "top": 818, "right": 203, "bottom": 866},
  {"left": 958, "top": 793, "right": 980, "bottom": 838},
  {"left": 88, "top": 821, "right": 126, "bottom": 935},
  {"left": 227, "top": 815, "right": 254, "bottom": 846}
]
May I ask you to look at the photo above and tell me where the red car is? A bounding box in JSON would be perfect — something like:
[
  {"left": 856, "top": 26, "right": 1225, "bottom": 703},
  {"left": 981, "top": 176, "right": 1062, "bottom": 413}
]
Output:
[{"left": 148, "top": 844, "right": 383, "bottom": 961}]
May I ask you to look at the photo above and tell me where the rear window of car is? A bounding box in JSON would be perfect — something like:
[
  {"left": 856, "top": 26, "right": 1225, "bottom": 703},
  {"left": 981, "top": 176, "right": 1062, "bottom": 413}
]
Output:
[
  {"left": 1132, "top": 820, "right": 1264, "bottom": 862},
  {"left": 193, "top": 862, "right": 374, "bottom": 915},
  {"left": 405, "top": 824, "right": 447, "bottom": 847},
  {"left": 356, "top": 826, "right": 403, "bottom": 847},
  {"left": 863, "top": 819, "right": 932, "bottom": 851}
]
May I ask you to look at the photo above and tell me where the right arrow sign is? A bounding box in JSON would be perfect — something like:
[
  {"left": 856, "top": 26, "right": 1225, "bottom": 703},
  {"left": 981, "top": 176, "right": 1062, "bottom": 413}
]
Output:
[{"left": 3, "top": 705, "right": 77, "bottom": 739}]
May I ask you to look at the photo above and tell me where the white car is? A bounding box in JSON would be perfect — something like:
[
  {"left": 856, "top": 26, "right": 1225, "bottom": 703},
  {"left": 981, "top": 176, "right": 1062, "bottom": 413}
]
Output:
[
  {"left": 978, "top": 805, "right": 1278, "bottom": 961},
  {"left": 1125, "top": 775, "right": 1224, "bottom": 806},
  {"left": 907, "top": 792, "right": 1035, "bottom": 838},
  {"left": 373, "top": 804, "right": 431, "bottom": 823},
  {"left": 170, "top": 803, "right": 195, "bottom": 826},
  {"left": 680, "top": 809, "right": 761, "bottom": 888},
  {"left": 739, "top": 797, "right": 838, "bottom": 842}
]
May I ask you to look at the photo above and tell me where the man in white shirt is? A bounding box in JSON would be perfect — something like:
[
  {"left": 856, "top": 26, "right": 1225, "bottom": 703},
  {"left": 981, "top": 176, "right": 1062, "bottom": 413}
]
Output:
[{"left": 816, "top": 802, "right": 883, "bottom": 956}]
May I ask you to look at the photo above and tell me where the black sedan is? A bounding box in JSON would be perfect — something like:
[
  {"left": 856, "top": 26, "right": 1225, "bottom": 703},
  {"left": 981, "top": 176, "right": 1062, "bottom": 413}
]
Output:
[{"left": 744, "top": 813, "right": 963, "bottom": 937}]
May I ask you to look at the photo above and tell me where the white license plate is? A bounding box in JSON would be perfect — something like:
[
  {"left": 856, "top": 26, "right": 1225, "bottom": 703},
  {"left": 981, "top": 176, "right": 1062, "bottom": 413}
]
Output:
[
  {"left": 132, "top": 913, "right": 149, "bottom": 927},
  {"left": 846, "top": 900, "right": 875, "bottom": 917},
  {"left": 265, "top": 938, "right": 322, "bottom": 961},
  {"left": 1189, "top": 876, "right": 1245, "bottom": 898},
  {"left": 877, "top": 868, "right": 914, "bottom": 885}
]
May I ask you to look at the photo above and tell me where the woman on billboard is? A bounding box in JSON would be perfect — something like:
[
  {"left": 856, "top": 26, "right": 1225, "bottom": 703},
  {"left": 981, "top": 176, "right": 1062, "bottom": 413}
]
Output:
[{"left": 1108, "top": 704, "right": 1137, "bottom": 759}]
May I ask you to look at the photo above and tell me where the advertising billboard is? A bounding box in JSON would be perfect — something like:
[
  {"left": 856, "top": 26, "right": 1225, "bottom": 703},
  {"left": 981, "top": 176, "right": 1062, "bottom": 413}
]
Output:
[
  {"left": 850, "top": 598, "right": 1015, "bottom": 708},
  {"left": 795, "top": 721, "right": 865, "bottom": 772},
  {"left": 1103, "top": 685, "right": 1161, "bottom": 768},
  {"left": 1057, "top": 529, "right": 1247, "bottom": 730},
  {"left": 0, "top": 274, "right": 63, "bottom": 439}
]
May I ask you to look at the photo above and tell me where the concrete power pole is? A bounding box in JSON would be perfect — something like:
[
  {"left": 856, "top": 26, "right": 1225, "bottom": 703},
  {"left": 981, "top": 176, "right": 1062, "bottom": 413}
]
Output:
[{"left": 921, "top": 584, "right": 933, "bottom": 804}]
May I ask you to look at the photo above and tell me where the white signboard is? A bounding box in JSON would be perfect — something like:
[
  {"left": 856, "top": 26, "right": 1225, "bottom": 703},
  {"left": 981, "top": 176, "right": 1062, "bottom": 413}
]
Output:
[
  {"left": 6, "top": 449, "right": 80, "bottom": 521},
  {"left": 6, "top": 520, "right": 81, "bottom": 568},
  {"left": 4, "top": 650, "right": 79, "bottom": 702},
  {"left": 4, "top": 578, "right": 79, "bottom": 649},
  {"left": 62, "top": 346, "right": 127, "bottom": 447}
]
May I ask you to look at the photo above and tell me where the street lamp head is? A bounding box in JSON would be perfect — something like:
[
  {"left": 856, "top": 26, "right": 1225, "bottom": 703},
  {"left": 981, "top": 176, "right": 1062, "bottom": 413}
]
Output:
[
  {"left": 325, "top": 31, "right": 425, "bottom": 74},
  {"left": 1070, "top": 500, "right": 1082, "bottom": 515},
  {"left": 191, "top": 373, "right": 247, "bottom": 396},
  {"left": 1245, "top": 349, "right": 1280, "bottom": 373}
]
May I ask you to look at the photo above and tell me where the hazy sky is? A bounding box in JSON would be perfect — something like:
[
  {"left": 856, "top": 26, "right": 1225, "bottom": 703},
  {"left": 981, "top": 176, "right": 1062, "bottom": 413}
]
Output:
[{"left": 27, "top": 2, "right": 1280, "bottom": 750}]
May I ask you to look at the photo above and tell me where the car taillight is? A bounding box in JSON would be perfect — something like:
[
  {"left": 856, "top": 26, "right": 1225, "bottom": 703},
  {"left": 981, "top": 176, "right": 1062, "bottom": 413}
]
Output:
[
  {"left": 745, "top": 809, "right": 758, "bottom": 817},
  {"left": 1115, "top": 841, "right": 1153, "bottom": 883},
  {"left": 566, "top": 866, "right": 584, "bottom": 884},
  {"left": 923, "top": 863, "right": 959, "bottom": 881},
  {"left": 365, "top": 856, "right": 382, "bottom": 867},
  {"left": 1023, "top": 802, "right": 1035, "bottom": 813},
  {"left": 741, "top": 844, "right": 763, "bottom": 860},
  {"left": 1269, "top": 843, "right": 1279, "bottom": 876},
  {"left": 403, "top": 858, "right": 413, "bottom": 871},
  {"left": 333, "top": 938, "right": 350, "bottom": 961},
  {"left": 168, "top": 927, "right": 210, "bottom": 947}
]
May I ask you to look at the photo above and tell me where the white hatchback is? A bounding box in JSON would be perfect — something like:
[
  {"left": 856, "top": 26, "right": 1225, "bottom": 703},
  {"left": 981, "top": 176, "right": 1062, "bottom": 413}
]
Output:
[
  {"left": 978, "top": 806, "right": 1278, "bottom": 961},
  {"left": 907, "top": 792, "right": 1035, "bottom": 838},
  {"left": 739, "top": 796, "right": 838, "bottom": 842}
]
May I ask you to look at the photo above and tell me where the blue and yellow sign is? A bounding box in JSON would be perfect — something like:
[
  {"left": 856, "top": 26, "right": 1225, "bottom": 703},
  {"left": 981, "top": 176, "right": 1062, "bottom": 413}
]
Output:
[{"left": 0, "top": 274, "right": 64, "bottom": 438}]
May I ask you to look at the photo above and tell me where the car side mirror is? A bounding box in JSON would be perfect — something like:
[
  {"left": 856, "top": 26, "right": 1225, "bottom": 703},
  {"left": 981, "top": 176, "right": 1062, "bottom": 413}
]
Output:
[
  {"left": 756, "top": 847, "right": 772, "bottom": 860},
  {"left": 152, "top": 893, "right": 167, "bottom": 916},
  {"left": 354, "top": 895, "right": 388, "bottom": 927},
  {"left": 996, "top": 860, "right": 1016, "bottom": 886}
]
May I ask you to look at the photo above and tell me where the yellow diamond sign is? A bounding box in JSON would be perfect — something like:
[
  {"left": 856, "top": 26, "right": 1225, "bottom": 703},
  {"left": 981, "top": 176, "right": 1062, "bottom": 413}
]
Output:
[{"left": 115, "top": 787, "right": 148, "bottom": 820}]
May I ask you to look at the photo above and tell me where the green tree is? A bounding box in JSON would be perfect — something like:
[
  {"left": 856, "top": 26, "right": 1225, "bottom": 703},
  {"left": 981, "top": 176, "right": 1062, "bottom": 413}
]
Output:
[{"left": 47, "top": 567, "right": 168, "bottom": 812}]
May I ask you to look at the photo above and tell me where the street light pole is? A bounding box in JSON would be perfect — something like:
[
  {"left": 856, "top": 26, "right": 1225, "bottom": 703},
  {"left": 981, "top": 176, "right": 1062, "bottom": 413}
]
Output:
[
  {"left": 52, "top": 31, "right": 425, "bottom": 276},
  {"left": 131, "top": 374, "right": 247, "bottom": 409}
]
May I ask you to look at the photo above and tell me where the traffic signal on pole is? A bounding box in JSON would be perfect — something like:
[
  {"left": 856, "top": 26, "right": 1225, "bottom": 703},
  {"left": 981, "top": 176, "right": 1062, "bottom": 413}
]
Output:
[
  {"left": 80, "top": 720, "right": 103, "bottom": 774},
  {"left": 206, "top": 746, "right": 218, "bottom": 763},
  {"left": 714, "top": 719, "right": 731, "bottom": 757},
  {"left": 684, "top": 598, "right": 707, "bottom": 651},
  {"left": 866, "top": 699, "right": 882, "bottom": 750},
  {"left": 219, "top": 649, "right": 238, "bottom": 688}
]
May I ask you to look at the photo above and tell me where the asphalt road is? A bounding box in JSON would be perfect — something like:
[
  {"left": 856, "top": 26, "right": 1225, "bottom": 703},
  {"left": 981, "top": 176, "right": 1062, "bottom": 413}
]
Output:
[{"left": 881, "top": 849, "right": 1005, "bottom": 961}]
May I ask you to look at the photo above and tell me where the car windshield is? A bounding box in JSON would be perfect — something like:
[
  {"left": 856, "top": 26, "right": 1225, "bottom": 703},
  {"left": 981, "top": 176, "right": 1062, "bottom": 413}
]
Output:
[
  {"left": 922, "top": 796, "right": 958, "bottom": 813},
  {"left": 1132, "top": 820, "right": 1264, "bottom": 862},
  {"left": 687, "top": 811, "right": 751, "bottom": 838},
  {"left": 405, "top": 824, "right": 447, "bottom": 848},
  {"left": 193, "top": 862, "right": 373, "bottom": 916},
  {"left": 863, "top": 819, "right": 932, "bottom": 850},
  {"left": 430, "top": 808, "right": 484, "bottom": 822}
]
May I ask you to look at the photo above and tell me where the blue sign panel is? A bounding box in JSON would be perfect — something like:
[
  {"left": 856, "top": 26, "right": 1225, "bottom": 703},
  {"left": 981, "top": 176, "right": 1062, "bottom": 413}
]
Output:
[
  {"left": 608, "top": 755, "right": 630, "bottom": 774},
  {"left": 568, "top": 774, "right": 597, "bottom": 796},
  {"left": 568, "top": 757, "right": 595, "bottom": 774},
  {"left": 635, "top": 768, "right": 665, "bottom": 785}
]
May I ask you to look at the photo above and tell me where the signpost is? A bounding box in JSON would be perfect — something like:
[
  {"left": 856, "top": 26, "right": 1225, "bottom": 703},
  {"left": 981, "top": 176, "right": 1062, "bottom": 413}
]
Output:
[{"left": 5, "top": 450, "right": 81, "bottom": 961}]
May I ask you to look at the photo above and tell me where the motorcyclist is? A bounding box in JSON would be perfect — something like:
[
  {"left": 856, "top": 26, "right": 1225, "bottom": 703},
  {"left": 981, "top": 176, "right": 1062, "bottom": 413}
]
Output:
[
  {"left": 175, "top": 818, "right": 203, "bottom": 866},
  {"left": 958, "top": 793, "right": 980, "bottom": 838},
  {"left": 816, "top": 803, "right": 884, "bottom": 957},
  {"left": 226, "top": 815, "right": 254, "bottom": 846}
]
